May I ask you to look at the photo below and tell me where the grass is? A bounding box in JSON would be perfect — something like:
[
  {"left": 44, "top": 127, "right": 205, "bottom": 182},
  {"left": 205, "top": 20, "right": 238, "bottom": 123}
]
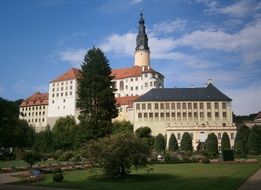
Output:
[
  {"left": 23, "top": 162, "right": 261, "bottom": 190},
  {"left": 0, "top": 159, "right": 60, "bottom": 168}
]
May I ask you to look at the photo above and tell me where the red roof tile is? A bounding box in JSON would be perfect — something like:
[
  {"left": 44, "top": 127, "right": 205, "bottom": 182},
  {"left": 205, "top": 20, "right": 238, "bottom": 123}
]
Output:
[
  {"left": 51, "top": 68, "right": 81, "bottom": 82},
  {"left": 20, "top": 92, "right": 48, "bottom": 107},
  {"left": 116, "top": 95, "right": 140, "bottom": 107}
]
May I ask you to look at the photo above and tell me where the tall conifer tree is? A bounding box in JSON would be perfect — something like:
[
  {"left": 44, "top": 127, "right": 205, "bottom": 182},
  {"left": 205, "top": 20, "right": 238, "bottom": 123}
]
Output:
[
  {"left": 77, "top": 47, "right": 118, "bottom": 140},
  {"left": 221, "top": 132, "right": 231, "bottom": 151},
  {"left": 168, "top": 134, "right": 179, "bottom": 152}
]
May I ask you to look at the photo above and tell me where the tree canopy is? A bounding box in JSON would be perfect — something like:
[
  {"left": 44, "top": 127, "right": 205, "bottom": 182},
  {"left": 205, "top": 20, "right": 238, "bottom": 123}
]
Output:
[
  {"left": 180, "top": 132, "right": 193, "bottom": 152},
  {"left": 221, "top": 132, "right": 231, "bottom": 151},
  {"left": 77, "top": 47, "right": 118, "bottom": 140},
  {"left": 168, "top": 134, "right": 179, "bottom": 152},
  {"left": 205, "top": 133, "right": 218, "bottom": 158}
]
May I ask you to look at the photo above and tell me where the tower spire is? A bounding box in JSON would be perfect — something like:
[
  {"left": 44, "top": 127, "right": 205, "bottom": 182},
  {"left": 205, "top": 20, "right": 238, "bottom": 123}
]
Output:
[{"left": 136, "top": 10, "right": 149, "bottom": 51}]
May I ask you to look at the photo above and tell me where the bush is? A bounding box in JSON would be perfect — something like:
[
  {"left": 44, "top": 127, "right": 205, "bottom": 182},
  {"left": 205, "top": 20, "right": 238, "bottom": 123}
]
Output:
[
  {"left": 82, "top": 132, "right": 150, "bottom": 178},
  {"left": 22, "top": 151, "right": 41, "bottom": 167},
  {"left": 53, "top": 173, "right": 64, "bottom": 182},
  {"left": 154, "top": 134, "right": 165, "bottom": 153},
  {"left": 53, "top": 167, "right": 62, "bottom": 174},
  {"left": 201, "top": 156, "right": 210, "bottom": 163},
  {"left": 205, "top": 133, "right": 218, "bottom": 158},
  {"left": 180, "top": 132, "right": 193, "bottom": 152},
  {"left": 71, "top": 154, "right": 82, "bottom": 162},
  {"left": 58, "top": 151, "right": 74, "bottom": 161}
]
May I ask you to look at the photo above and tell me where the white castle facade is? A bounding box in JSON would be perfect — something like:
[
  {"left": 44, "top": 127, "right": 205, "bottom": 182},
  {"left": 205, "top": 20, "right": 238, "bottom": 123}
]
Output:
[{"left": 19, "top": 12, "right": 237, "bottom": 150}]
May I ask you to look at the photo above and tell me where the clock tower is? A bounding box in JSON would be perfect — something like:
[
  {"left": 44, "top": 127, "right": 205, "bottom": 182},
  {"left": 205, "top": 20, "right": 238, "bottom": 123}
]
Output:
[{"left": 134, "top": 11, "right": 150, "bottom": 67}]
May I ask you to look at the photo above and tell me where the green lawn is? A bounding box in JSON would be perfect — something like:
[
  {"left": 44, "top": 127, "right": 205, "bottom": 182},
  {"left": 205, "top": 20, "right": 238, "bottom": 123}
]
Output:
[
  {"left": 26, "top": 163, "right": 261, "bottom": 190},
  {"left": 0, "top": 160, "right": 28, "bottom": 168}
]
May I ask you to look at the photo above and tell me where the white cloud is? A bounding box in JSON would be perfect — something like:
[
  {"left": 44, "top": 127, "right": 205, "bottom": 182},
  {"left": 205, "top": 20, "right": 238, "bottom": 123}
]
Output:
[
  {"left": 130, "top": 0, "right": 144, "bottom": 5},
  {"left": 152, "top": 19, "right": 187, "bottom": 34},
  {"left": 176, "top": 20, "right": 261, "bottom": 64},
  {"left": 58, "top": 48, "right": 86, "bottom": 66},
  {"left": 99, "top": 33, "right": 136, "bottom": 56}
]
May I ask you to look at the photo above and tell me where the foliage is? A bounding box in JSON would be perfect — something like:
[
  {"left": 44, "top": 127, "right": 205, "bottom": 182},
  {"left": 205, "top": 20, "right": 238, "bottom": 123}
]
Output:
[
  {"left": 52, "top": 116, "right": 77, "bottom": 150},
  {"left": 168, "top": 134, "right": 179, "bottom": 152},
  {"left": 53, "top": 167, "right": 62, "bottom": 174},
  {"left": 135, "top": 127, "right": 152, "bottom": 138},
  {"left": 238, "top": 125, "right": 250, "bottom": 153},
  {"left": 33, "top": 126, "right": 54, "bottom": 153},
  {"left": 234, "top": 131, "right": 247, "bottom": 158},
  {"left": 22, "top": 151, "right": 41, "bottom": 167},
  {"left": 58, "top": 151, "right": 75, "bottom": 161},
  {"left": 53, "top": 173, "right": 64, "bottom": 182},
  {"left": 201, "top": 156, "right": 210, "bottom": 163},
  {"left": 247, "top": 125, "right": 261, "bottom": 155},
  {"left": 221, "top": 132, "right": 231, "bottom": 151},
  {"left": 112, "top": 120, "right": 133, "bottom": 134},
  {"left": 77, "top": 47, "right": 118, "bottom": 140},
  {"left": 81, "top": 133, "right": 150, "bottom": 178},
  {"left": 180, "top": 132, "right": 193, "bottom": 152},
  {"left": 135, "top": 127, "right": 154, "bottom": 148},
  {"left": 205, "top": 133, "right": 218, "bottom": 158},
  {"left": 154, "top": 134, "right": 165, "bottom": 153}
]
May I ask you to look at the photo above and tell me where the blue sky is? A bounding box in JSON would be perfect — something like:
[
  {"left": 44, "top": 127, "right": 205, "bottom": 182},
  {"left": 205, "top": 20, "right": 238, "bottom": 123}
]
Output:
[{"left": 0, "top": 0, "right": 261, "bottom": 115}]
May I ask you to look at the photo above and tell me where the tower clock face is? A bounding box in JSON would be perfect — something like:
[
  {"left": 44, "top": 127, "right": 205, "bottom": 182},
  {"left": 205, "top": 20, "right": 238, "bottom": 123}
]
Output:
[{"left": 140, "top": 45, "right": 144, "bottom": 49}]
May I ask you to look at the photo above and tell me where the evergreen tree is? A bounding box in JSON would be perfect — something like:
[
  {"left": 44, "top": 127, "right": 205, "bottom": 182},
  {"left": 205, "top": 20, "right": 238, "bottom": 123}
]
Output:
[
  {"left": 33, "top": 126, "right": 53, "bottom": 153},
  {"left": 247, "top": 125, "right": 261, "bottom": 155},
  {"left": 238, "top": 125, "right": 250, "bottom": 153},
  {"left": 168, "top": 134, "right": 179, "bottom": 152},
  {"left": 205, "top": 133, "right": 219, "bottom": 158},
  {"left": 77, "top": 47, "right": 118, "bottom": 140},
  {"left": 221, "top": 132, "right": 231, "bottom": 151},
  {"left": 135, "top": 127, "right": 152, "bottom": 138},
  {"left": 154, "top": 133, "right": 165, "bottom": 153},
  {"left": 234, "top": 131, "right": 247, "bottom": 158},
  {"left": 180, "top": 132, "right": 193, "bottom": 152}
]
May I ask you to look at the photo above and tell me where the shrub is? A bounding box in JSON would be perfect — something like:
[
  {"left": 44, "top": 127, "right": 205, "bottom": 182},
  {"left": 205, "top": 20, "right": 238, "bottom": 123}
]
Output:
[
  {"left": 180, "top": 132, "right": 193, "bottom": 152},
  {"left": 82, "top": 132, "right": 150, "bottom": 178},
  {"left": 168, "top": 134, "right": 179, "bottom": 152},
  {"left": 58, "top": 151, "right": 74, "bottom": 161},
  {"left": 71, "top": 154, "right": 82, "bottom": 162},
  {"left": 221, "top": 132, "right": 231, "bottom": 151},
  {"left": 53, "top": 167, "right": 62, "bottom": 174},
  {"left": 53, "top": 173, "right": 64, "bottom": 182},
  {"left": 154, "top": 134, "right": 165, "bottom": 153},
  {"left": 205, "top": 133, "right": 218, "bottom": 158},
  {"left": 22, "top": 151, "right": 41, "bottom": 167},
  {"left": 201, "top": 156, "right": 210, "bottom": 163},
  {"left": 234, "top": 132, "right": 247, "bottom": 158}
]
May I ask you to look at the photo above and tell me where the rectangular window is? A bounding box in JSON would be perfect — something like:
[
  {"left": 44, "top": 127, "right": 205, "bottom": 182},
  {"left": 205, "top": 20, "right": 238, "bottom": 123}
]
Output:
[
  {"left": 200, "top": 103, "right": 204, "bottom": 109},
  {"left": 70, "top": 91, "right": 72, "bottom": 95},
  {"left": 194, "top": 112, "right": 198, "bottom": 118},
  {"left": 207, "top": 102, "right": 211, "bottom": 109},
  {"left": 223, "top": 112, "right": 227, "bottom": 118},
  {"left": 177, "top": 112, "right": 181, "bottom": 118},
  {"left": 166, "top": 112, "right": 170, "bottom": 118},
  {"left": 166, "top": 103, "right": 170, "bottom": 110},
  {"left": 188, "top": 103, "right": 192, "bottom": 109},
  {"left": 56, "top": 93, "right": 59, "bottom": 97},
  {"left": 171, "top": 103, "right": 175, "bottom": 110},
  {"left": 135, "top": 86, "right": 138, "bottom": 90},
  {"left": 155, "top": 103, "right": 159, "bottom": 110},
  {"left": 200, "top": 112, "right": 204, "bottom": 118},
  {"left": 135, "top": 77, "right": 138, "bottom": 81},
  {"left": 144, "top": 113, "right": 148, "bottom": 118},
  {"left": 131, "top": 87, "right": 133, "bottom": 91},
  {"left": 155, "top": 113, "right": 159, "bottom": 118},
  {"left": 145, "top": 82, "right": 148, "bottom": 87},
  {"left": 215, "top": 102, "right": 219, "bottom": 109},
  {"left": 52, "top": 88, "right": 55, "bottom": 92},
  {"left": 222, "top": 102, "right": 226, "bottom": 109},
  {"left": 138, "top": 113, "right": 142, "bottom": 118},
  {"left": 183, "top": 112, "right": 187, "bottom": 118},
  {"left": 136, "top": 104, "right": 140, "bottom": 110},
  {"left": 218, "top": 133, "right": 221, "bottom": 140},
  {"left": 182, "top": 103, "right": 186, "bottom": 109},
  {"left": 215, "top": 112, "right": 219, "bottom": 118},
  {"left": 160, "top": 103, "right": 164, "bottom": 109},
  {"left": 231, "top": 133, "right": 234, "bottom": 140},
  {"left": 160, "top": 113, "right": 164, "bottom": 118},
  {"left": 150, "top": 82, "right": 153, "bottom": 86},
  {"left": 207, "top": 112, "right": 211, "bottom": 118},
  {"left": 177, "top": 103, "right": 181, "bottom": 109},
  {"left": 171, "top": 112, "right": 175, "bottom": 118},
  {"left": 149, "top": 113, "right": 153, "bottom": 118},
  {"left": 148, "top": 103, "right": 151, "bottom": 110},
  {"left": 188, "top": 112, "right": 192, "bottom": 118},
  {"left": 142, "top": 103, "right": 146, "bottom": 110},
  {"left": 194, "top": 103, "right": 198, "bottom": 109}
]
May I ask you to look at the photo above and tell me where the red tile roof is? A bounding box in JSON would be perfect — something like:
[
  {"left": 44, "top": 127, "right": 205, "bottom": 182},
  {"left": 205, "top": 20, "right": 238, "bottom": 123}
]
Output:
[
  {"left": 51, "top": 68, "right": 81, "bottom": 82},
  {"left": 20, "top": 92, "right": 48, "bottom": 107},
  {"left": 116, "top": 95, "right": 140, "bottom": 107}
]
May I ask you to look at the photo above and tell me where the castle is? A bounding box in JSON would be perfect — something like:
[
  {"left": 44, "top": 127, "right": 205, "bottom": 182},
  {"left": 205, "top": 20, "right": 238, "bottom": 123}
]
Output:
[{"left": 19, "top": 12, "right": 237, "bottom": 150}]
